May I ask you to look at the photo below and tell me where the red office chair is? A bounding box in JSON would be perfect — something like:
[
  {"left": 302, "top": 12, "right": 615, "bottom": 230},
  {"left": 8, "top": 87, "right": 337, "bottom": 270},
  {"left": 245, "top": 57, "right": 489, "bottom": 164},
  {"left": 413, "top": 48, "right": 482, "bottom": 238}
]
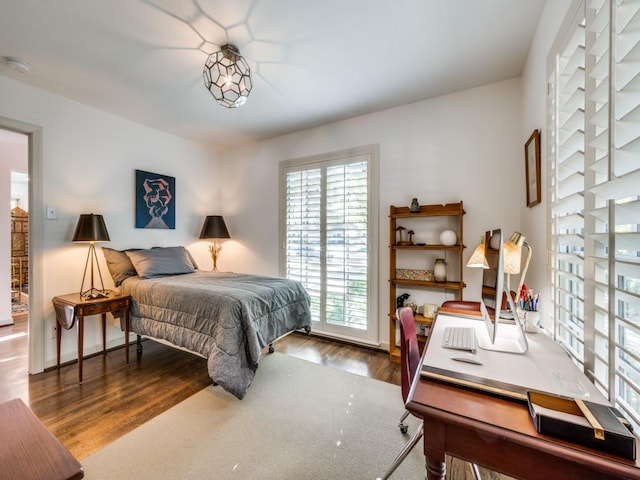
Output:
[
  {"left": 378, "top": 307, "right": 423, "bottom": 480},
  {"left": 378, "top": 306, "right": 482, "bottom": 480}
]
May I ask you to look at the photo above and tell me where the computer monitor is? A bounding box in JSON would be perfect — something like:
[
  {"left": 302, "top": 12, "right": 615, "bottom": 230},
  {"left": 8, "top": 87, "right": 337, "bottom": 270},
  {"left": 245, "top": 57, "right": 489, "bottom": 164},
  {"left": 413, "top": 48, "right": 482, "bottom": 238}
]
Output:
[{"left": 478, "top": 229, "right": 528, "bottom": 354}]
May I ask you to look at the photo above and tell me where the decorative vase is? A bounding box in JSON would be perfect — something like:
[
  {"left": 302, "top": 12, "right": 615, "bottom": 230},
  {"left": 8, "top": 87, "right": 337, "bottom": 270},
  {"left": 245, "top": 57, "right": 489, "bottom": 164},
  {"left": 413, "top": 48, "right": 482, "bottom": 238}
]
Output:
[
  {"left": 434, "top": 258, "right": 447, "bottom": 283},
  {"left": 440, "top": 229, "right": 457, "bottom": 246},
  {"left": 410, "top": 198, "right": 420, "bottom": 213}
]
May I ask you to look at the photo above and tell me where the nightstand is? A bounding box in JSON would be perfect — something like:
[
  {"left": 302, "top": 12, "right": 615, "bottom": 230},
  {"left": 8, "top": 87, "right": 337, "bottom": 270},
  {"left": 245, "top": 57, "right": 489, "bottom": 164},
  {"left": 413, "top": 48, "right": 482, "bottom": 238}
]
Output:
[{"left": 52, "top": 292, "right": 131, "bottom": 383}]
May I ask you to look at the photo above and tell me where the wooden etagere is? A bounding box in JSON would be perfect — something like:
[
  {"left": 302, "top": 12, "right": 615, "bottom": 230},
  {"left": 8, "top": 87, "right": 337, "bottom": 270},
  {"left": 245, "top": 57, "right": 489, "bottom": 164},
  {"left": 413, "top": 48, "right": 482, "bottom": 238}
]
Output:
[{"left": 388, "top": 201, "right": 466, "bottom": 361}]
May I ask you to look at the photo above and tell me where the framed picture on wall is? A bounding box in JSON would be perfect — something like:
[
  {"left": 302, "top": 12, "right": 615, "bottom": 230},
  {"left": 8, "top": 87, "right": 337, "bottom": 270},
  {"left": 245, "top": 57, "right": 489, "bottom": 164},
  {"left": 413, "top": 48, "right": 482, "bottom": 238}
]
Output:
[
  {"left": 525, "top": 129, "right": 541, "bottom": 207},
  {"left": 135, "top": 169, "right": 176, "bottom": 229}
]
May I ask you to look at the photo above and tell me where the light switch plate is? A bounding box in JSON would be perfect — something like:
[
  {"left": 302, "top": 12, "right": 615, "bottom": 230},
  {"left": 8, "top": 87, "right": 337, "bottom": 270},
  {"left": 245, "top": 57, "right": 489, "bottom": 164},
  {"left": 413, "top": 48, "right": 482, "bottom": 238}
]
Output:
[{"left": 46, "top": 205, "right": 57, "bottom": 220}]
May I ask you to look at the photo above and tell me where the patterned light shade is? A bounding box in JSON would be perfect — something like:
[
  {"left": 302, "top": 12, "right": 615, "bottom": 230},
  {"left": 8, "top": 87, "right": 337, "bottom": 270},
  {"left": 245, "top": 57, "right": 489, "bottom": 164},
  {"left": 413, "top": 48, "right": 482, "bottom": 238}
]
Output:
[
  {"left": 203, "top": 44, "right": 252, "bottom": 108},
  {"left": 503, "top": 231, "right": 525, "bottom": 275}
]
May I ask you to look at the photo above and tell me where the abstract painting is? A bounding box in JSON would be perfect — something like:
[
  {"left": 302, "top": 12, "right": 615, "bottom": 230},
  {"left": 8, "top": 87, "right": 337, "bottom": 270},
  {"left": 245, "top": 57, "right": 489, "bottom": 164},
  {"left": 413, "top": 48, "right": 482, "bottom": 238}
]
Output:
[{"left": 135, "top": 169, "right": 175, "bottom": 229}]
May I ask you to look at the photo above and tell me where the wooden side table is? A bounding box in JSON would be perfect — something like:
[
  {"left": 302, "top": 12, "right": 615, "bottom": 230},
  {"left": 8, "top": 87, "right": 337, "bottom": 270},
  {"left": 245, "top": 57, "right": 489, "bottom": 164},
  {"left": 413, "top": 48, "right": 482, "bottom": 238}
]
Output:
[
  {"left": 0, "top": 398, "right": 84, "bottom": 479},
  {"left": 52, "top": 292, "right": 131, "bottom": 383}
]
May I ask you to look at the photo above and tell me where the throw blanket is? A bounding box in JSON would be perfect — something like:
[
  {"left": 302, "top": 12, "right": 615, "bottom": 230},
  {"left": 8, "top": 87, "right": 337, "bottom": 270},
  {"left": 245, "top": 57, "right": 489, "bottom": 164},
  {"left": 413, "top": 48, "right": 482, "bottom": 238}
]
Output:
[{"left": 121, "top": 271, "right": 312, "bottom": 399}]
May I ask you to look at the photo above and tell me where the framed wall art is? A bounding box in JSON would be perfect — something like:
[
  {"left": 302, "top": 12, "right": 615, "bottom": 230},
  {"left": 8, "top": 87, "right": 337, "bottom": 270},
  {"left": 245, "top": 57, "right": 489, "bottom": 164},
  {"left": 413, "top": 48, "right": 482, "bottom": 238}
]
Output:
[
  {"left": 525, "top": 129, "right": 541, "bottom": 207},
  {"left": 135, "top": 169, "right": 175, "bottom": 229}
]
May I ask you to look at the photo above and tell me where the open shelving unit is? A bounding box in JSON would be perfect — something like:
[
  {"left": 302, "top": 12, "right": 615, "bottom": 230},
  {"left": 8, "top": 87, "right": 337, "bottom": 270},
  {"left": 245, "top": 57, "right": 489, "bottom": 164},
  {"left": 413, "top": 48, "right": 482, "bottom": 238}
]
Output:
[{"left": 388, "top": 201, "right": 466, "bottom": 361}]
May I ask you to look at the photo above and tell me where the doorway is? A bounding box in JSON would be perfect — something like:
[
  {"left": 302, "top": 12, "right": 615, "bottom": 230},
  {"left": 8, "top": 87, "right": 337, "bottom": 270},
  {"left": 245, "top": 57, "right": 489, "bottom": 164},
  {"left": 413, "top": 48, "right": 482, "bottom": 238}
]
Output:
[
  {"left": 0, "top": 116, "right": 44, "bottom": 375},
  {"left": 1, "top": 130, "right": 28, "bottom": 328},
  {"left": 11, "top": 171, "right": 29, "bottom": 320}
]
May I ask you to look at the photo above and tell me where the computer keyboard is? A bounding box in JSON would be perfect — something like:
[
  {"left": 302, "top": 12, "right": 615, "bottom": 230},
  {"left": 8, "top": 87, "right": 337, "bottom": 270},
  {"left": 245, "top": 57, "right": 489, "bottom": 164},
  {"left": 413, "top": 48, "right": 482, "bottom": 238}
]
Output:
[{"left": 442, "top": 326, "right": 478, "bottom": 353}]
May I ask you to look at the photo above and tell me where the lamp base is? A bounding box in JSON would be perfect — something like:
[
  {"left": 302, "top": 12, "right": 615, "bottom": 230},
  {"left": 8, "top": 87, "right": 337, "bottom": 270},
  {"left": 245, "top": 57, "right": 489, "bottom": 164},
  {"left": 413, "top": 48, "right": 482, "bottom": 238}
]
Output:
[{"left": 81, "top": 288, "right": 110, "bottom": 300}]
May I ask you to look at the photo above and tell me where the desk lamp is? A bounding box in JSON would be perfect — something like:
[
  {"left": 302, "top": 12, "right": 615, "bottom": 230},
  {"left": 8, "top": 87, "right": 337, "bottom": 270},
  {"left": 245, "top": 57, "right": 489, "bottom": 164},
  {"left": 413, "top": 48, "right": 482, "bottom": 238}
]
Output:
[
  {"left": 72, "top": 213, "right": 110, "bottom": 299},
  {"left": 503, "top": 231, "right": 532, "bottom": 297},
  {"left": 466, "top": 235, "right": 489, "bottom": 269},
  {"left": 199, "top": 215, "right": 231, "bottom": 272}
]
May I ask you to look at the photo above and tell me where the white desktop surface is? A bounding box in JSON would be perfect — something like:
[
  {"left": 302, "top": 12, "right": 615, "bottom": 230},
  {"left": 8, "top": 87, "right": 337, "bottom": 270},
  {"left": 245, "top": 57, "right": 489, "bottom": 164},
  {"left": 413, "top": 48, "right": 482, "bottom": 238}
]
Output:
[{"left": 422, "top": 312, "right": 606, "bottom": 403}]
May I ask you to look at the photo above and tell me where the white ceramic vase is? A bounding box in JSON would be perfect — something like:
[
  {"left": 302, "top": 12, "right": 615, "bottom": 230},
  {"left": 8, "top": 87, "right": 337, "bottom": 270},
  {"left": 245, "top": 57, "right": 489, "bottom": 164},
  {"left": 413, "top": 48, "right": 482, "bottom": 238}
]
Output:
[{"left": 440, "top": 230, "right": 457, "bottom": 246}]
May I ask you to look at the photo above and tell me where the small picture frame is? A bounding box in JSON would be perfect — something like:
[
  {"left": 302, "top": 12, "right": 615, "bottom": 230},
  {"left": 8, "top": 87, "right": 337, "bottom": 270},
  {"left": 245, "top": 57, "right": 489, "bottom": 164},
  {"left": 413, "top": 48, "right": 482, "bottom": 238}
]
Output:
[{"left": 525, "top": 129, "right": 541, "bottom": 207}]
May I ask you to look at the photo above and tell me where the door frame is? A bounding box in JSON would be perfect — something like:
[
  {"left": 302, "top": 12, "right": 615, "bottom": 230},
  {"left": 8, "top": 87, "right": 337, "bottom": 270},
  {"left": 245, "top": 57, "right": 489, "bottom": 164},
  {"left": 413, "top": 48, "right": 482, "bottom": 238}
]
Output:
[{"left": 1, "top": 115, "right": 44, "bottom": 374}]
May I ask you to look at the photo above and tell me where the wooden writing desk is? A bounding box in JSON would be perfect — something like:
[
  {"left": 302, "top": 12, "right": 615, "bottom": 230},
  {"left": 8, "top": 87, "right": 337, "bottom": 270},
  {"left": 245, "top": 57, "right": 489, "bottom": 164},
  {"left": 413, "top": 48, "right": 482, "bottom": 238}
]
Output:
[
  {"left": 0, "top": 398, "right": 84, "bottom": 479},
  {"left": 406, "top": 308, "right": 640, "bottom": 480}
]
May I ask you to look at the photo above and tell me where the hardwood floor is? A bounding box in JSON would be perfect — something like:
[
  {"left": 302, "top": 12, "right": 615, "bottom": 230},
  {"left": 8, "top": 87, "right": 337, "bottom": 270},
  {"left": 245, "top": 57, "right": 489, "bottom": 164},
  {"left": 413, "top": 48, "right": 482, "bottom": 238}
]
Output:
[
  {"left": 0, "top": 318, "right": 400, "bottom": 460},
  {"left": 0, "top": 318, "right": 506, "bottom": 479}
]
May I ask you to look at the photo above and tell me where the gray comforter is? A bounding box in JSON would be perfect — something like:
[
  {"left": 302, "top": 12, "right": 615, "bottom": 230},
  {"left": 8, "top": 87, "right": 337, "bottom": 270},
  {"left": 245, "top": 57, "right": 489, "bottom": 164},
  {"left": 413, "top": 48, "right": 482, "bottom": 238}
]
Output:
[{"left": 121, "top": 271, "right": 312, "bottom": 399}]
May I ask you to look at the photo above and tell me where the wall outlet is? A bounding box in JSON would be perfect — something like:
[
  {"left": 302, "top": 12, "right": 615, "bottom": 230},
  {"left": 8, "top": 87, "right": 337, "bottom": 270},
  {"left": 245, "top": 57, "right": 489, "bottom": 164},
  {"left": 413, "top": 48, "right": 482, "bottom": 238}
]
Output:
[{"left": 49, "top": 323, "right": 57, "bottom": 339}]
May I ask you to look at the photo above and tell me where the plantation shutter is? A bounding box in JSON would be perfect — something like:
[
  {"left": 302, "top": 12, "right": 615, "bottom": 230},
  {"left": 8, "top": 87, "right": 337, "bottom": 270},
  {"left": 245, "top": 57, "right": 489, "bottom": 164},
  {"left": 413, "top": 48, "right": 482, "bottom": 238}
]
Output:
[
  {"left": 549, "top": 0, "right": 640, "bottom": 429},
  {"left": 284, "top": 167, "right": 322, "bottom": 322},
  {"left": 325, "top": 160, "right": 369, "bottom": 330},
  {"left": 549, "top": 13, "right": 587, "bottom": 365}
]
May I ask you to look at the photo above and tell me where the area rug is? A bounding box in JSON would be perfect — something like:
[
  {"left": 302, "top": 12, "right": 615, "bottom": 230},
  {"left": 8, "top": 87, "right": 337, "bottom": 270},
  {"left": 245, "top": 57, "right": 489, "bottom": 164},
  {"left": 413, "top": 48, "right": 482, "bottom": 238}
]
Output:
[
  {"left": 10, "top": 301, "right": 28, "bottom": 316},
  {"left": 81, "top": 353, "right": 424, "bottom": 479}
]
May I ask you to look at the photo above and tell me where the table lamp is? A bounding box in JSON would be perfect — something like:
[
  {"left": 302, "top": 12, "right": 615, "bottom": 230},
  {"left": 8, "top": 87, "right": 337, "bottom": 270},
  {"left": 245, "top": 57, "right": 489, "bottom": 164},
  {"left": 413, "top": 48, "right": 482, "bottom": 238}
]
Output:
[
  {"left": 199, "top": 215, "right": 231, "bottom": 272},
  {"left": 503, "top": 231, "right": 532, "bottom": 297},
  {"left": 466, "top": 235, "right": 489, "bottom": 269},
  {"left": 72, "top": 213, "right": 110, "bottom": 299}
]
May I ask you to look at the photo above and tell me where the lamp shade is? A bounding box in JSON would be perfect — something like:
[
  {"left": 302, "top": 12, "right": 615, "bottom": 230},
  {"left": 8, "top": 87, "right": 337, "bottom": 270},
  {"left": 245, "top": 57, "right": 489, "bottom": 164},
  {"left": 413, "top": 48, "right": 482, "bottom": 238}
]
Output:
[
  {"left": 466, "top": 235, "right": 489, "bottom": 269},
  {"left": 72, "top": 214, "right": 110, "bottom": 242},
  {"left": 503, "top": 231, "right": 525, "bottom": 275},
  {"left": 199, "top": 215, "right": 230, "bottom": 239}
]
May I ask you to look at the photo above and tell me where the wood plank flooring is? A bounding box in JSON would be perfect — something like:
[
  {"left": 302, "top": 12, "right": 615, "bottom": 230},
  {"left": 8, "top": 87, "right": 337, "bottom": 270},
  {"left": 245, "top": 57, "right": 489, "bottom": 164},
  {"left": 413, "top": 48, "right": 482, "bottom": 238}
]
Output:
[{"left": 0, "top": 318, "right": 507, "bottom": 479}]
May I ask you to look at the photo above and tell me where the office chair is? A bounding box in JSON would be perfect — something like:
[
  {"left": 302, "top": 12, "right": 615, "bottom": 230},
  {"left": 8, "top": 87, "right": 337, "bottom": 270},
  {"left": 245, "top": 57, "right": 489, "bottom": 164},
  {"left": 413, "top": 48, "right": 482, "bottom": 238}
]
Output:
[
  {"left": 377, "top": 306, "right": 423, "bottom": 480},
  {"left": 378, "top": 306, "right": 482, "bottom": 480},
  {"left": 440, "top": 300, "right": 483, "bottom": 312}
]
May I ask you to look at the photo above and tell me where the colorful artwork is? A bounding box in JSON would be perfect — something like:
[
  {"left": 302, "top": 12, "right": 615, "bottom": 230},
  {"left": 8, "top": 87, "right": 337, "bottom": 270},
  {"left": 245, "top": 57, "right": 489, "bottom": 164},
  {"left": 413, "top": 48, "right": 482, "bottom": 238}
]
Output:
[{"left": 135, "top": 169, "right": 175, "bottom": 229}]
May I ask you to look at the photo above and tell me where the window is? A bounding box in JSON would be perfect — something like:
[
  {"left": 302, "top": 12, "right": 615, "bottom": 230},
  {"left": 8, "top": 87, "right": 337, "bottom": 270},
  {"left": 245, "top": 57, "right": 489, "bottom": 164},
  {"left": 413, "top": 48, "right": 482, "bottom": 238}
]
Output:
[
  {"left": 548, "top": 0, "right": 640, "bottom": 429},
  {"left": 280, "top": 146, "right": 378, "bottom": 343}
]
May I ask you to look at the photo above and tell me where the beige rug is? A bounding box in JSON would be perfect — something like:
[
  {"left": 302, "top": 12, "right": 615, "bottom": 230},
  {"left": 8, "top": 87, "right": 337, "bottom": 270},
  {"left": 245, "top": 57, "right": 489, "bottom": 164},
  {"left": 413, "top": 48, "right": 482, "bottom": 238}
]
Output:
[{"left": 81, "top": 353, "right": 425, "bottom": 479}]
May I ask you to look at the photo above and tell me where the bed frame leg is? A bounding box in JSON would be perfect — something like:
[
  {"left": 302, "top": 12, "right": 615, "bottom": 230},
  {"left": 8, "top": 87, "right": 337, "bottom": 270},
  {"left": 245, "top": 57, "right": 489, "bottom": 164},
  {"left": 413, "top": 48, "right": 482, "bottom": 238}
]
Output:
[
  {"left": 268, "top": 343, "right": 274, "bottom": 354},
  {"left": 304, "top": 326, "right": 311, "bottom": 335},
  {"left": 136, "top": 335, "right": 143, "bottom": 355}
]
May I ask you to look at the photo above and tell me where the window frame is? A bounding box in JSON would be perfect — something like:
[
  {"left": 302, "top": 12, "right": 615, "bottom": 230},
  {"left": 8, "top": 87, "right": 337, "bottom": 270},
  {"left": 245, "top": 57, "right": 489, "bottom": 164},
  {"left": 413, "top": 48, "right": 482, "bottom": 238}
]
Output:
[{"left": 279, "top": 145, "right": 379, "bottom": 344}]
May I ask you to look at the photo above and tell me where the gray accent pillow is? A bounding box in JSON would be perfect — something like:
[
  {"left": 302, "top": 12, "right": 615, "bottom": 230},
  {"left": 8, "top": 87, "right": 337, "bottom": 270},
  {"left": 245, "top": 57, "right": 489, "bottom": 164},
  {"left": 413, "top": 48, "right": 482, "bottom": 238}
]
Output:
[
  {"left": 126, "top": 246, "right": 195, "bottom": 279},
  {"left": 102, "top": 247, "right": 141, "bottom": 286},
  {"left": 152, "top": 246, "right": 199, "bottom": 270}
]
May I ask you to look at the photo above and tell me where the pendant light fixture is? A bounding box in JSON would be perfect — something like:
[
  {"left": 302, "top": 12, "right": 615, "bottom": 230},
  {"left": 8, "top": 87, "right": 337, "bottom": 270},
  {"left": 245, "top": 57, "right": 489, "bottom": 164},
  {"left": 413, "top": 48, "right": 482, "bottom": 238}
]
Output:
[{"left": 203, "top": 44, "right": 252, "bottom": 108}]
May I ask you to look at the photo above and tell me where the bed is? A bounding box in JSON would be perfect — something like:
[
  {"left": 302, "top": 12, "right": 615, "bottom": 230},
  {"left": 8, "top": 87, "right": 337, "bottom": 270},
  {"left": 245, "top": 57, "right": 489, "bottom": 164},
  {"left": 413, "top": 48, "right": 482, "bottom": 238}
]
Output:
[{"left": 103, "top": 246, "right": 312, "bottom": 399}]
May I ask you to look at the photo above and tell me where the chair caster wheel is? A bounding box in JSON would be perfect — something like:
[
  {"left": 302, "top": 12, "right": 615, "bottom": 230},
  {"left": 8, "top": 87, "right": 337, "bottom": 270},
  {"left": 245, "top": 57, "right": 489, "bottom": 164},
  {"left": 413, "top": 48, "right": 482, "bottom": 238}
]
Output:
[{"left": 400, "top": 424, "right": 408, "bottom": 434}]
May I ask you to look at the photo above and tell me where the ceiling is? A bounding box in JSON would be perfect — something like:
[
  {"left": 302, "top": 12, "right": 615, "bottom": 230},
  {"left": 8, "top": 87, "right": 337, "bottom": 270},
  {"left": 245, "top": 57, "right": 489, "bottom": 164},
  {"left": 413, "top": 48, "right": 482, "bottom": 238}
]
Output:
[{"left": 0, "top": 0, "right": 547, "bottom": 151}]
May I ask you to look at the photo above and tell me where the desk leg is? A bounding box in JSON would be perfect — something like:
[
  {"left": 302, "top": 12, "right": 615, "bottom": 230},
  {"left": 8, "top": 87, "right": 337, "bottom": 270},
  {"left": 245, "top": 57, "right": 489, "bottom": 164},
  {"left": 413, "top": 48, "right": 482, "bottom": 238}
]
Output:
[
  {"left": 426, "top": 455, "right": 445, "bottom": 480},
  {"left": 424, "top": 420, "right": 446, "bottom": 480},
  {"left": 77, "top": 316, "right": 84, "bottom": 384},
  {"left": 124, "top": 308, "right": 130, "bottom": 364}
]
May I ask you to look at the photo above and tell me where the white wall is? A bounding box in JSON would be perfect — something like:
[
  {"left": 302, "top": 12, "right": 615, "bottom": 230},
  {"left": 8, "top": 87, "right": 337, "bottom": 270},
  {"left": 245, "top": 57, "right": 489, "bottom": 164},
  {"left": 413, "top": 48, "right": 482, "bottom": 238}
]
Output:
[
  {"left": 0, "top": 130, "right": 28, "bottom": 325},
  {"left": 0, "top": 0, "right": 576, "bottom": 361},
  {"left": 0, "top": 76, "right": 220, "bottom": 368},
  {"left": 520, "top": 0, "right": 574, "bottom": 330},
  {"left": 220, "top": 78, "right": 524, "bottom": 349}
]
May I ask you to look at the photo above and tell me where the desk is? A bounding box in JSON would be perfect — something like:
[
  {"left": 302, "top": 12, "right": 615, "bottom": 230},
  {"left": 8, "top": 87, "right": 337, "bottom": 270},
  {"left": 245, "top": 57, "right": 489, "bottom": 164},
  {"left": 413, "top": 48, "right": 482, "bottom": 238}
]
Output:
[
  {"left": 0, "top": 398, "right": 84, "bottom": 479},
  {"left": 406, "top": 308, "right": 640, "bottom": 480},
  {"left": 52, "top": 292, "right": 131, "bottom": 383}
]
